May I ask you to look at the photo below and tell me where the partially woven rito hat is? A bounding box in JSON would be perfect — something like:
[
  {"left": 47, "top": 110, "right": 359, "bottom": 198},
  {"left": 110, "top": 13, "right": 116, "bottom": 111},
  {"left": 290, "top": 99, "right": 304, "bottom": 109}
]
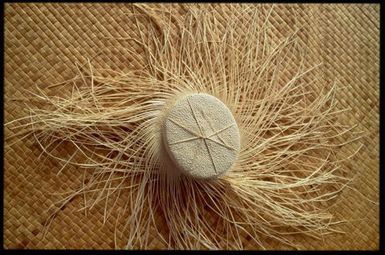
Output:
[{"left": 4, "top": 3, "right": 379, "bottom": 250}]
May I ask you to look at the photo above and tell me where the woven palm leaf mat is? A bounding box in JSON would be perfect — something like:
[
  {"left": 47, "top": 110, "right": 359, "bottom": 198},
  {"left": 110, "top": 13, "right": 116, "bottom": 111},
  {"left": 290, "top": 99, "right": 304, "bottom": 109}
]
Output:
[{"left": 4, "top": 3, "right": 379, "bottom": 250}]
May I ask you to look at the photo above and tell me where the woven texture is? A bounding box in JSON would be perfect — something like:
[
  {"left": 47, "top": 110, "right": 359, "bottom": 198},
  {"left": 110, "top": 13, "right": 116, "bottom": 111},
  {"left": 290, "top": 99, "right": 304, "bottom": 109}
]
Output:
[{"left": 4, "top": 3, "right": 379, "bottom": 250}]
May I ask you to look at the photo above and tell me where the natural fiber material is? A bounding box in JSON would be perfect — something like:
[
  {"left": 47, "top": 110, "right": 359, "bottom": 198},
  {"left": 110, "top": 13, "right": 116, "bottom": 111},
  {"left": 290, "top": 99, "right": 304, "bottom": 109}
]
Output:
[
  {"left": 4, "top": 3, "right": 379, "bottom": 250},
  {"left": 163, "top": 93, "right": 240, "bottom": 179}
]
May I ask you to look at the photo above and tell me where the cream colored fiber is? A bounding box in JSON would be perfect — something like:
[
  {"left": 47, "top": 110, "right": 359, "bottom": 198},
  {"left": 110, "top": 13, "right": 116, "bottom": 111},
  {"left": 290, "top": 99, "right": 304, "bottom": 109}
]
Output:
[{"left": 162, "top": 93, "right": 240, "bottom": 179}]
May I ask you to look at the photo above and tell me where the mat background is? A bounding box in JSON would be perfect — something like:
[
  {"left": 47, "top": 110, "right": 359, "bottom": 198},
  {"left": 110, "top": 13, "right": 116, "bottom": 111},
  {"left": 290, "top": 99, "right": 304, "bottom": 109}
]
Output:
[{"left": 4, "top": 3, "right": 379, "bottom": 249}]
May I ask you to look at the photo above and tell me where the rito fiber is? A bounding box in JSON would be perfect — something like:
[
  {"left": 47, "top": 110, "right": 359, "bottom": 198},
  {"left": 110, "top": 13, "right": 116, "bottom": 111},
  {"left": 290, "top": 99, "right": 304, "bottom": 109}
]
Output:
[{"left": 6, "top": 4, "right": 363, "bottom": 249}]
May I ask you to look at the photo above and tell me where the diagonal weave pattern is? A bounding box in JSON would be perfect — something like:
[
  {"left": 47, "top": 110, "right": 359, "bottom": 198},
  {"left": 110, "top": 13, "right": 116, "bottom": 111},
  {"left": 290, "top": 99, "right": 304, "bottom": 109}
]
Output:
[{"left": 4, "top": 3, "right": 379, "bottom": 249}]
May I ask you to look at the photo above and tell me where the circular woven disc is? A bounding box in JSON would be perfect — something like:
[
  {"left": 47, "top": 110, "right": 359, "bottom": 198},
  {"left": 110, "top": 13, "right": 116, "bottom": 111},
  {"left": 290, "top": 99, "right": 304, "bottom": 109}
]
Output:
[{"left": 162, "top": 93, "right": 240, "bottom": 179}]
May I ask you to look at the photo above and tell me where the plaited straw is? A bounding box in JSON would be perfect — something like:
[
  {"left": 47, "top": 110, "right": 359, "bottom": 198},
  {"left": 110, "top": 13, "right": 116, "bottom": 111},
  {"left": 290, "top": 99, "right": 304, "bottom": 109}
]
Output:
[{"left": 4, "top": 3, "right": 379, "bottom": 249}]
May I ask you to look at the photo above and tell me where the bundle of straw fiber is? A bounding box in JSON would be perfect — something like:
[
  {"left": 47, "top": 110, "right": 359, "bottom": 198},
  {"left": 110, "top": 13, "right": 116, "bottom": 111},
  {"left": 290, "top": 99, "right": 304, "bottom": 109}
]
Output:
[{"left": 4, "top": 3, "right": 379, "bottom": 250}]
